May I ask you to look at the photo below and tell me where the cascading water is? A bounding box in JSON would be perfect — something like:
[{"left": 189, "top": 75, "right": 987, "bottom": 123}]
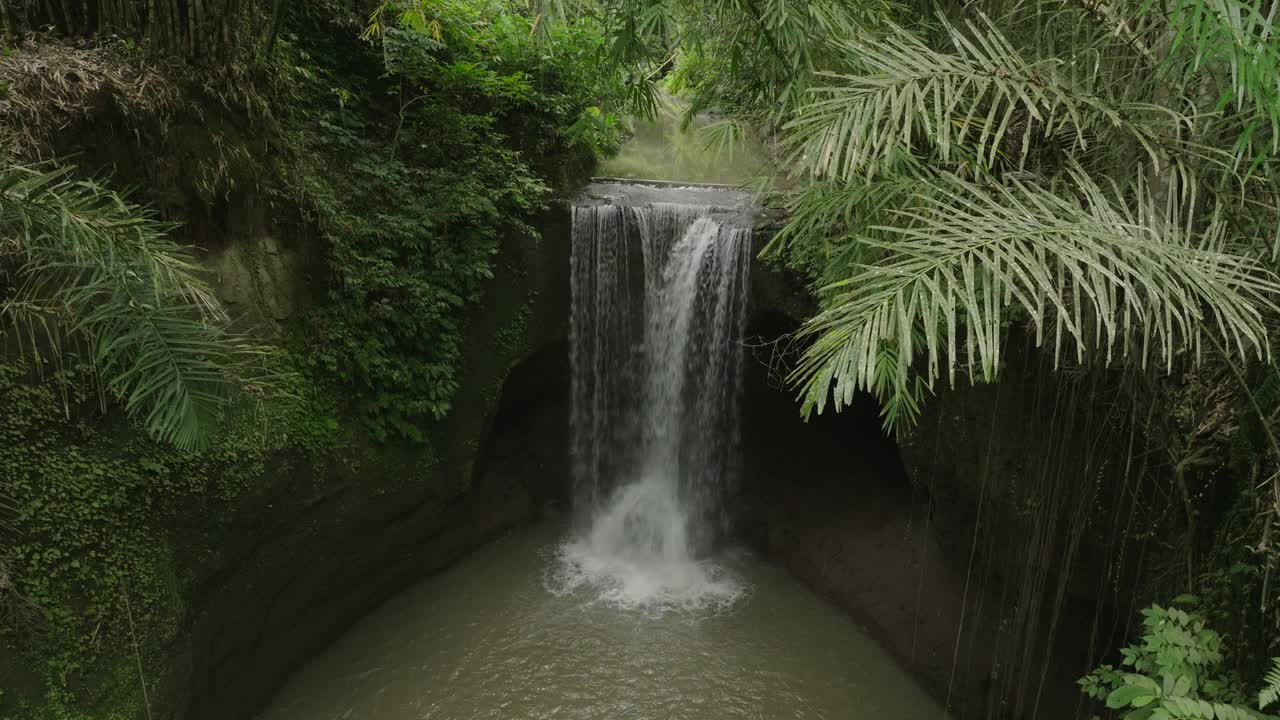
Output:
[
  {"left": 553, "top": 183, "right": 754, "bottom": 612},
  {"left": 257, "top": 181, "right": 946, "bottom": 720}
]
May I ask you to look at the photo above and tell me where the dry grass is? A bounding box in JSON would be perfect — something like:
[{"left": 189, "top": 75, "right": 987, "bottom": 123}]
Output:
[
  {"left": 0, "top": 35, "right": 279, "bottom": 203},
  {"left": 0, "top": 37, "right": 181, "bottom": 160}
]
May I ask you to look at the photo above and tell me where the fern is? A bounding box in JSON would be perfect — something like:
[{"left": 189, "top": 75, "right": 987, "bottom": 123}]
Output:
[
  {"left": 1083, "top": 604, "right": 1280, "bottom": 720},
  {"left": 1260, "top": 658, "right": 1280, "bottom": 711}
]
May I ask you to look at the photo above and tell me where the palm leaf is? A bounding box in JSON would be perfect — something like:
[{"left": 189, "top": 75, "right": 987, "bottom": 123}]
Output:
[
  {"left": 0, "top": 162, "right": 273, "bottom": 450},
  {"left": 782, "top": 15, "right": 1186, "bottom": 181},
  {"left": 791, "top": 167, "right": 1280, "bottom": 432},
  {"left": 761, "top": 175, "right": 926, "bottom": 283}
]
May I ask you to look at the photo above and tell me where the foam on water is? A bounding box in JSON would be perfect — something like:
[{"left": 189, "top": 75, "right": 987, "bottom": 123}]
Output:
[{"left": 548, "top": 476, "right": 746, "bottom": 615}]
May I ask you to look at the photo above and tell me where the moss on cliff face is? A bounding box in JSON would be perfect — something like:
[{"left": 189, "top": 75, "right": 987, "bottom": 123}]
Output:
[
  {"left": 0, "top": 3, "right": 600, "bottom": 716},
  {"left": 0, "top": 200, "right": 574, "bottom": 720},
  {"left": 0, "top": 351, "right": 340, "bottom": 719}
]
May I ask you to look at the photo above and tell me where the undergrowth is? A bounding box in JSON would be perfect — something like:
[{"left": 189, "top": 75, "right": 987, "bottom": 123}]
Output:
[
  {"left": 0, "top": 355, "right": 340, "bottom": 719},
  {"left": 0, "top": 2, "right": 620, "bottom": 717}
]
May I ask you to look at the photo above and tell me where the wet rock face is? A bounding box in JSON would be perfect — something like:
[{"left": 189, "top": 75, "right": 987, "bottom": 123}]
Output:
[
  {"left": 479, "top": 339, "right": 572, "bottom": 511},
  {"left": 179, "top": 448, "right": 533, "bottom": 720},
  {"left": 730, "top": 310, "right": 1087, "bottom": 720},
  {"left": 733, "top": 325, "right": 1135, "bottom": 720},
  {"left": 169, "top": 204, "right": 575, "bottom": 720},
  {"left": 209, "top": 234, "right": 310, "bottom": 321},
  {"left": 730, "top": 330, "right": 1000, "bottom": 718}
]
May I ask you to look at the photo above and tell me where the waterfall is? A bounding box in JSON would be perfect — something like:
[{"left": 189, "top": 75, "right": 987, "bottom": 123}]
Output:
[{"left": 553, "top": 184, "right": 754, "bottom": 612}]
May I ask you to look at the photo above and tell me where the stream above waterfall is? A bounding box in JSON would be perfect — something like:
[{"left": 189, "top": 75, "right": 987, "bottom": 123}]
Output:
[{"left": 257, "top": 519, "right": 943, "bottom": 720}]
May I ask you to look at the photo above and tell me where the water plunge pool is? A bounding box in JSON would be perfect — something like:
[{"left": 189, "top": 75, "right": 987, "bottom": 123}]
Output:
[
  {"left": 259, "top": 182, "right": 942, "bottom": 719},
  {"left": 257, "top": 519, "right": 942, "bottom": 720}
]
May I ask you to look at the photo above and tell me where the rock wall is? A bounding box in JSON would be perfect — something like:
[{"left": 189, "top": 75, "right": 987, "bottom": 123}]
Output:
[
  {"left": 149, "top": 203, "right": 575, "bottom": 720},
  {"left": 144, "top": 189, "right": 1133, "bottom": 720},
  {"left": 894, "top": 343, "right": 1146, "bottom": 720},
  {"left": 735, "top": 322, "right": 1148, "bottom": 720},
  {"left": 733, "top": 327, "right": 1001, "bottom": 719}
]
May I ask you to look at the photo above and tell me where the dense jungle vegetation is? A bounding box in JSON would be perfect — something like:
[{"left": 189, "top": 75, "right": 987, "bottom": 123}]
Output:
[
  {"left": 1, "top": 0, "right": 1280, "bottom": 718},
  {"left": 0, "top": 1, "right": 622, "bottom": 715}
]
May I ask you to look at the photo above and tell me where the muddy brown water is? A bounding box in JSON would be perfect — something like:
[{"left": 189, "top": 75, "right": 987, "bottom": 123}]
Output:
[{"left": 257, "top": 519, "right": 942, "bottom": 720}]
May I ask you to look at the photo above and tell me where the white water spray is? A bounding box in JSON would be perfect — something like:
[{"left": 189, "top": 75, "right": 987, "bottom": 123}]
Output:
[{"left": 554, "top": 188, "right": 753, "bottom": 612}]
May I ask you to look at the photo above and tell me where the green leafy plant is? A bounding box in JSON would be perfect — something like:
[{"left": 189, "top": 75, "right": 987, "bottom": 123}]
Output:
[
  {"left": 1260, "top": 659, "right": 1280, "bottom": 711},
  {"left": 0, "top": 163, "right": 276, "bottom": 450},
  {"left": 566, "top": 106, "right": 622, "bottom": 156},
  {"left": 1080, "top": 601, "right": 1279, "bottom": 720},
  {"left": 1147, "top": 0, "right": 1280, "bottom": 159},
  {"left": 281, "top": 0, "right": 616, "bottom": 441}
]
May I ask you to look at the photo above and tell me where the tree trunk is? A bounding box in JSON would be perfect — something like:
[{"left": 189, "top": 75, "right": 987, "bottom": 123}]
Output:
[
  {"left": 221, "top": 0, "right": 232, "bottom": 54},
  {"left": 186, "top": 0, "right": 196, "bottom": 58},
  {"left": 0, "top": 0, "right": 13, "bottom": 40},
  {"left": 170, "top": 0, "right": 180, "bottom": 55},
  {"left": 145, "top": 0, "right": 156, "bottom": 45},
  {"left": 264, "top": 0, "right": 283, "bottom": 58},
  {"left": 58, "top": 0, "right": 75, "bottom": 34}
]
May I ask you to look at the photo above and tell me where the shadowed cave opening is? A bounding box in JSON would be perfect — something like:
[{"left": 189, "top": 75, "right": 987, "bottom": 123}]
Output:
[{"left": 469, "top": 306, "right": 1097, "bottom": 720}]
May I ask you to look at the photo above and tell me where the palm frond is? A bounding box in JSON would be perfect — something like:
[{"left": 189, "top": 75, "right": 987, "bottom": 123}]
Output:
[
  {"left": 761, "top": 176, "right": 924, "bottom": 281},
  {"left": 792, "top": 167, "right": 1280, "bottom": 432},
  {"left": 0, "top": 163, "right": 273, "bottom": 450},
  {"left": 700, "top": 117, "right": 747, "bottom": 163},
  {"left": 782, "top": 15, "right": 1186, "bottom": 180}
]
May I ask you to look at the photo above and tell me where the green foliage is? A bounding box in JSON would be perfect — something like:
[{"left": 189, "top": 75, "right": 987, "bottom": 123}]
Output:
[
  {"left": 668, "top": 0, "right": 887, "bottom": 122},
  {"left": 534, "top": 0, "right": 882, "bottom": 125},
  {"left": 1080, "top": 601, "right": 1279, "bottom": 720},
  {"left": 790, "top": 168, "right": 1280, "bottom": 426},
  {"left": 0, "top": 354, "right": 338, "bottom": 718},
  {"left": 566, "top": 106, "right": 624, "bottom": 157},
  {"left": 280, "top": 0, "right": 614, "bottom": 442},
  {"left": 0, "top": 1, "right": 613, "bottom": 716},
  {"left": 1261, "top": 659, "right": 1280, "bottom": 710},
  {"left": 0, "top": 163, "right": 279, "bottom": 451},
  {"left": 1147, "top": 0, "right": 1280, "bottom": 158}
]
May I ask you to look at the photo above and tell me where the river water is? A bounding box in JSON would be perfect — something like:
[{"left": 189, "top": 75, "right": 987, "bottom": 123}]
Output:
[{"left": 258, "top": 519, "right": 942, "bottom": 720}]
